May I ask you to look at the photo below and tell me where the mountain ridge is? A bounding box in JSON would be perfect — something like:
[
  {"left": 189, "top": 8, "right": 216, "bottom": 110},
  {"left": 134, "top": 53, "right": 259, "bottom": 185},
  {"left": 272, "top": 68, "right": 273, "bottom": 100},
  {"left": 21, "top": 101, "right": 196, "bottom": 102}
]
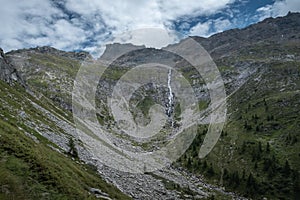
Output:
[{"left": 0, "top": 12, "right": 299, "bottom": 199}]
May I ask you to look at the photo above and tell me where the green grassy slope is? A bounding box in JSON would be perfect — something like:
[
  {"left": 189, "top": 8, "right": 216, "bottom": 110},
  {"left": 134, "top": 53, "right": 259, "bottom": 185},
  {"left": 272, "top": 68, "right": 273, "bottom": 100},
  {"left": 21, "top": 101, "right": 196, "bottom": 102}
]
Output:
[
  {"left": 176, "top": 43, "right": 300, "bottom": 199},
  {"left": 0, "top": 80, "right": 130, "bottom": 200}
]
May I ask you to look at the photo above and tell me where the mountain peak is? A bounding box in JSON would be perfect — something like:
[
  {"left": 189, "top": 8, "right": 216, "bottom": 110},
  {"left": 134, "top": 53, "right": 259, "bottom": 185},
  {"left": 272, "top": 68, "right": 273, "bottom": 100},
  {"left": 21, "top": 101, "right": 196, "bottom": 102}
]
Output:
[{"left": 100, "top": 43, "right": 146, "bottom": 61}]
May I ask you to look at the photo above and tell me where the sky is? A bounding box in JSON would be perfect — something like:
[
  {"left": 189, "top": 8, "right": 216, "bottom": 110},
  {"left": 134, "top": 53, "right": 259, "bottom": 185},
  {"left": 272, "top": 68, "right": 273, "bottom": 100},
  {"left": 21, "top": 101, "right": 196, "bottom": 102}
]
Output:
[{"left": 0, "top": 0, "right": 299, "bottom": 57}]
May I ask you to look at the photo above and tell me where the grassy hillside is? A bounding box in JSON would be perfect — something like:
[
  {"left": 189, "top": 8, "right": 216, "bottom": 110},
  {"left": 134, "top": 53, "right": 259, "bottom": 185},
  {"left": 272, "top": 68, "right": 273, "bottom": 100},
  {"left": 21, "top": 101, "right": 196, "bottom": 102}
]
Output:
[
  {"left": 176, "top": 44, "right": 300, "bottom": 199},
  {"left": 0, "top": 80, "right": 130, "bottom": 200}
]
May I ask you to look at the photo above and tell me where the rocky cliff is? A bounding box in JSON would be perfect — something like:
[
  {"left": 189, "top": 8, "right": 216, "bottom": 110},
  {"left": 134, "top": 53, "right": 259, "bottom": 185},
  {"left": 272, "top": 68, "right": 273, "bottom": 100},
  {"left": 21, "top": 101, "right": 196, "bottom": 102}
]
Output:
[{"left": 0, "top": 48, "right": 25, "bottom": 86}]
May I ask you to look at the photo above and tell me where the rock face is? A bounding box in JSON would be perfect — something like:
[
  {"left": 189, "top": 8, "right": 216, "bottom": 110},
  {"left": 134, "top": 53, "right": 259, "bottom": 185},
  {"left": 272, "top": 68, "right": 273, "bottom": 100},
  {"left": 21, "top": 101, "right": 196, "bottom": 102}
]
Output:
[
  {"left": 6, "top": 46, "right": 85, "bottom": 111},
  {"left": 0, "top": 48, "right": 25, "bottom": 86}
]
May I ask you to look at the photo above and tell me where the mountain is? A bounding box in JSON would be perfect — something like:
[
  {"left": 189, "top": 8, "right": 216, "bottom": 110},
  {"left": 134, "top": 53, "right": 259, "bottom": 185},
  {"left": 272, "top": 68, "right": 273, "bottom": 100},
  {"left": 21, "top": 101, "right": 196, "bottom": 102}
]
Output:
[
  {"left": 0, "top": 12, "right": 299, "bottom": 199},
  {"left": 0, "top": 53, "right": 130, "bottom": 199},
  {"left": 192, "top": 12, "right": 300, "bottom": 59},
  {"left": 175, "top": 12, "right": 300, "bottom": 199}
]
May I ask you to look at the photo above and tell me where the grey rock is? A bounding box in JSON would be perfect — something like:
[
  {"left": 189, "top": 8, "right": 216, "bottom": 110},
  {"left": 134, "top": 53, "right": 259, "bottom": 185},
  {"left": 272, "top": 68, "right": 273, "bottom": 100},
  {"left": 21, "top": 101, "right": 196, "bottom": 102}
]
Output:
[{"left": 0, "top": 48, "right": 26, "bottom": 87}]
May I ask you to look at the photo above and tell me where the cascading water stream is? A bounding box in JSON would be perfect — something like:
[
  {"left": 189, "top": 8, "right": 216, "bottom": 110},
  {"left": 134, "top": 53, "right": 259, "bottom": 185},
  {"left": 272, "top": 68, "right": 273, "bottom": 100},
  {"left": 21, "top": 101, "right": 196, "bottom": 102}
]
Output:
[{"left": 167, "top": 69, "right": 174, "bottom": 126}]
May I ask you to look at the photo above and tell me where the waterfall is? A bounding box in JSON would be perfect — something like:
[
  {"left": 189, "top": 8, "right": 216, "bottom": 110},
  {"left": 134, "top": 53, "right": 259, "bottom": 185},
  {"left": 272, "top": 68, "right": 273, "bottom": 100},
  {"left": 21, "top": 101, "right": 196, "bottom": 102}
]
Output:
[{"left": 167, "top": 69, "right": 174, "bottom": 126}]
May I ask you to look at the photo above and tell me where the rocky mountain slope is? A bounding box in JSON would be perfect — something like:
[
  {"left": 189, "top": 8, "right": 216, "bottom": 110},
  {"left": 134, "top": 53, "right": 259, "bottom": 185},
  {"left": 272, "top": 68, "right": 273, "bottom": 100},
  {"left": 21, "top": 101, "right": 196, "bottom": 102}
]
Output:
[
  {"left": 0, "top": 52, "right": 130, "bottom": 199},
  {"left": 0, "top": 12, "right": 299, "bottom": 199},
  {"left": 0, "top": 48, "right": 25, "bottom": 87},
  {"left": 175, "top": 12, "right": 300, "bottom": 199},
  {"left": 0, "top": 51, "right": 235, "bottom": 199}
]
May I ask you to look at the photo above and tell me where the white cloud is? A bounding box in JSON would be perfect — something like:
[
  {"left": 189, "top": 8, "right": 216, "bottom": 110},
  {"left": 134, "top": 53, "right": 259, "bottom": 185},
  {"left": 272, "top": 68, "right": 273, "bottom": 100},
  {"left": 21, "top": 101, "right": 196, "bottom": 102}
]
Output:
[
  {"left": 189, "top": 21, "right": 212, "bottom": 37},
  {"left": 0, "top": 0, "right": 63, "bottom": 50},
  {"left": 112, "top": 28, "right": 178, "bottom": 48},
  {"left": 159, "top": 0, "right": 234, "bottom": 19},
  {"left": 214, "top": 18, "right": 232, "bottom": 32},
  {"left": 0, "top": 0, "right": 236, "bottom": 57},
  {"left": 256, "top": 0, "right": 300, "bottom": 20},
  {"left": 189, "top": 18, "right": 232, "bottom": 37}
]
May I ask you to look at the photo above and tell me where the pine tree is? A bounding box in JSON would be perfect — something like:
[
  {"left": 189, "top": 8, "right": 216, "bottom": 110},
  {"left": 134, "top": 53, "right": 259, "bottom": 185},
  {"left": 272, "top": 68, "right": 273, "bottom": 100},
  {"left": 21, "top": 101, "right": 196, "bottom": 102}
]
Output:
[
  {"left": 232, "top": 171, "right": 240, "bottom": 186},
  {"left": 68, "top": 138, "right": 79, "bottom": 159},
  {"left": 187, "top": 157, "right": 192, "bottom": 168},
  {"left": 284, "top": 160, "right": 291, "bottom": 176},
  {"left": 242, "top": 169, "right": 246, "bottom": 180},
  {"left": 244, "top": 120, "right": 248, "bottom": 129},
  {"left": 241, "top": 141, "right": 246, "bottom": 153},
  {"left": 224, "top": 168, "right": 228, "bottom": 179},
  {"left": 202, "top": 160, "right": 207, "bottom": 170},
  {"left": 258, "top": 141, "right": 262, "bottom": 153},
  {"left": 207, "top": 163, "right": 214, "bottom": 176},
  {"left": 256, "top": 125, "right": 260, "bottom": 132},
  {"left": 246, "top": 173, "right": 257, "bottom": 195},
  {"left": 266, "top": 142, "right": 270, "bottom": 153},
  {"left": 247, "top": 173, "right": 254, "bottom": 186},
  {"left": 254, "top": 162, "right": 258, "bottom": 169}
]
